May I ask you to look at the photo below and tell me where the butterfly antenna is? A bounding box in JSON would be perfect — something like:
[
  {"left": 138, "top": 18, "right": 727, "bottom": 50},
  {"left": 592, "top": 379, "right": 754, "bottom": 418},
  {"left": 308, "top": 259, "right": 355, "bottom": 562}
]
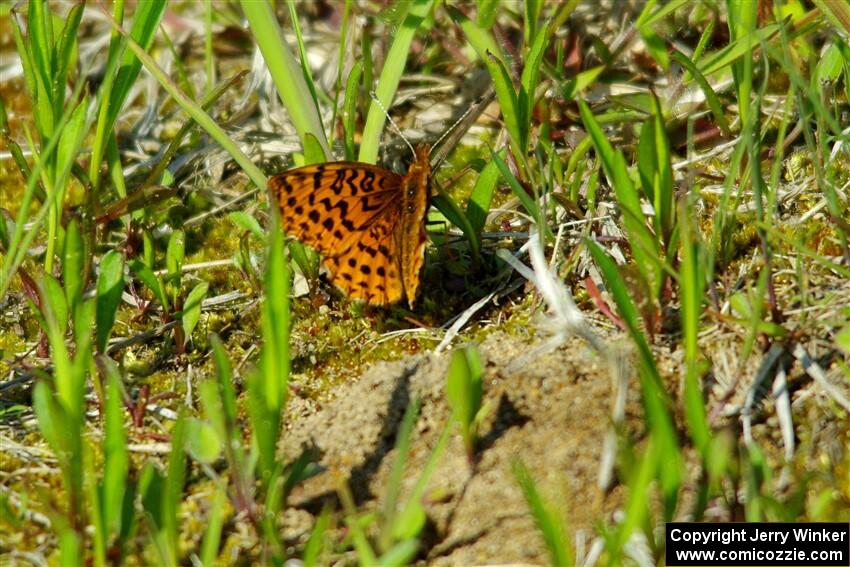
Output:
[
  {"left": 370, "top": 91, "right": 416, "bottom": 157},
  {"left": 429, "top": 86, "right": 496, "bottom": 170},
  {"left": 432, "top": 97, "right": 483, "bottom": 152}
]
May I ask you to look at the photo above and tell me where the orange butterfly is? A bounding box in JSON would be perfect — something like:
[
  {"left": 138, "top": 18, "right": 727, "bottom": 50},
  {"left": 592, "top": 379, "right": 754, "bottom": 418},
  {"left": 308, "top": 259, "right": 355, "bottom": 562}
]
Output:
[{"left": 268, "top": 145, "right": 431, "bottom": 306}]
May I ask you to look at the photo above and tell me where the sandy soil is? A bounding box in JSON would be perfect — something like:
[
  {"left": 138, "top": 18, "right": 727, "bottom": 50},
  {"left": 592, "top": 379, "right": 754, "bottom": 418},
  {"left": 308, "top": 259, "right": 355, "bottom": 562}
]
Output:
[{"left": 282, "top": 328, "right": 644, "bottom": 564}]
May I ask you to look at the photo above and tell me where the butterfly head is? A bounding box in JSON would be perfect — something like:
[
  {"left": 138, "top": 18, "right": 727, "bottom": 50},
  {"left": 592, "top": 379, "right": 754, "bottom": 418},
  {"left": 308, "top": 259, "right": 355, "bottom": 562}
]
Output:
[{"left": 410, "top": 144, "right": 432, "bottom": 175}]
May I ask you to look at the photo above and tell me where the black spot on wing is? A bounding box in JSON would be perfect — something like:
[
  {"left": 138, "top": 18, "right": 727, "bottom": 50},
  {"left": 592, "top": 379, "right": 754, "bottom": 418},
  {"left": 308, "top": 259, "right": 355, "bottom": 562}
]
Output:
[
  {"left": 312, "top": 166, "right": 325, "bottom": 191},
  {"left": 361, "top": 195, "right": 383, "bottom": 212},
  {"left": 331, "top": 169, "right": 346, "bottom": 195},
  {"left": 356, "top": 241, "right": 378, "bottom": 257},
  {"left": 361, "top": 171, "right": 375, "bottom": 193},
  {"left": 345, "top": 168, "right": 359, "bottom": 194}
]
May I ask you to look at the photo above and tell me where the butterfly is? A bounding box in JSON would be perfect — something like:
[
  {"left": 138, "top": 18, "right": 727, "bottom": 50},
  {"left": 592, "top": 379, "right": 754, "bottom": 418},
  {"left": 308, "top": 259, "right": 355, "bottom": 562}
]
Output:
[
  {"left": 268, "top": 144, "right": 431, "bottom": 306},
  {"left": 267, "top": 87, "right": 495, "bottom": 307}
]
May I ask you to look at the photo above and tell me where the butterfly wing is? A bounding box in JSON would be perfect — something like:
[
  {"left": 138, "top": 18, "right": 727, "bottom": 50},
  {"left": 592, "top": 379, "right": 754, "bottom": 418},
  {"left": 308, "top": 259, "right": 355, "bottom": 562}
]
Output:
[
  {"left": 269, "top": 162, "right": 405, "bottom": 256},
  {"left": 328, "top": 147, "right": 431, "bottom": 306},
  {"left": 324, "top": 215, "right": 405, "bottom": 304},
  {"left": 269, "top": 162, "right": 409, "bottom": 304}
]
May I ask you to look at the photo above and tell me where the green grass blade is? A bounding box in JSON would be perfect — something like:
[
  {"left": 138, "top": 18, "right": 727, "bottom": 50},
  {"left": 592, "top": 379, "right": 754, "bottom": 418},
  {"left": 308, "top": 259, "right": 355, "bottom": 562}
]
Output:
[
  {"left": 432, "top": 191, "right": 480, "bottom": 262},
  {"left": 679, "top": 200, "right": 710, "bottom": 454},
  {"left": 394, "top": 419, "right": 451, "bottom": 541},
  {"left": 476, "top": 0, "right": 499, "bottom": 27},
  {"left": 727, "top": 0, "right": 757, "bottom": 128},
  {"left": 249, "top": 205, "right": 290, "bottom": 485},
  {"left": 636, "top": 0, "right": 670, "bottom": 70},
  {"left": 162, "top": 416, "right": 187, "bottom": 566},
  {"left": 360, "top": 31, "right": 373, "bottom": 128},
  {"left": 40, "top": 281, "right": 71, "bottom": 411},
  {"left": 53, "top": 3, "right": 84, "bottom": 113},
  {"left": 166, "top": 229, "right": 185, "bottom": 307},
  {"left": 95, "top": 250, "right": 125, "bottom": 353},
  {"left": 636, "top": 93, "right": 674, "bottom": 245},
  {"left": 466, "top": 156, "right": 501, "bottom": 237},
  {"left": 512, "top": 459, "right": 572, "bottom": 566},
  {"left": 101, "top": 358, "right": 129, "bottom": 538},
  {"left": 346, "top": 515, "right": 377, "bottom": 565},
  {"left": 261, "top": 212, "right": 290, "bottom": 410},
  {"left": 62, "top": 218, "right": 84, "bottom": 314},
  {"left": 343, "top": 61, "right": 364, "bottom": 160},
  {"left": 166, "top": 229, "right": 185, "bottom": 281},
  {"left": 586, "top": 240, "right": 681, "bottom": 514},
  {"left": 698, "top": 22, "right": 778, "bottom": 77},
  {"left": 206, "top": 335, "right": 251, "bottom": 497},
  {"left": 243, "top": 0, "right": 330, "bottom": 160},
  {"left": 377, "top": 539, "right": 420, "bottom": 566},
  {"left": 100, "top": 8, "right": 267, "bottom": 189},
  {"left": 32, "top": 381, "right": 66, "bottom": 478},
  {"left": 519, "top": 21, "right": 549, "bottom": 149},
  {"left": 25, "top": 0, "right": 54, "bottom": 140},
  {"left": 286, "top": 0, "right": 323, "bottom": 117},
  {"left": 579, "top": 99, "right": 663, "bottom": 299},
  {"left": 490, "top": 150, "right": 534, "bottom": 218},
  {"left": 128, "top": 259, "right": 169, "bottom": 312},
  {"left": 200, "top": 480, "right": 227, "bottom": 567},
  {"left": 449, "top": 5, "right": 522, "bottom": 158},
  {"left": 181, "top": 282, "right": 209, "bottom": 346},
  {"left": 105, "top": 0, "right": 167, "bottom": 130},
  {"left": 10, "top": 8, "right": 37, "bottom": 129},
  {"left": 42, "top": 274, "right": 68, "bottom": 336},
  {"left": 59, "top": 529, "right": 81, "bottom": 567},
  {"left": 672, "top": 51, "right": 731, "bottom": 137},
  {"left": 302, "top": 507, "right": 331, "bottom": 567},
  {"left": 524, "top": 0, "right": 543, "bottom": 44},
  {"left": 614, "top": 436, "right": 660, "bottom": 557},
  {"left": 90, "top": 0, "right": 166, "bottom": 190},
  {"left": 46, "top": 94, "right": 89, "bottom": 273},
  {"left": 446, "top": 346, "right": 483, "bottom": 461},
  {"left": 819, "top": 0, "right": 850, "bottom": 35},
  {"left": 87, "top": 439, "right": 107, "bottom": 567},
  {"left": 379, "top": 398, "right": 421, "bottom": 552},
  {"left": 359, "top": 0, "right": 435, "bottom": 163},
  {"left": 71, "top": 299, "right": 95, "bottom": 418},
  {"left": 562, "top": 65, "right": 604, "bottom": 100},
  {"left": 639, "top": 0, "right": 690, "bottom": 27}
]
